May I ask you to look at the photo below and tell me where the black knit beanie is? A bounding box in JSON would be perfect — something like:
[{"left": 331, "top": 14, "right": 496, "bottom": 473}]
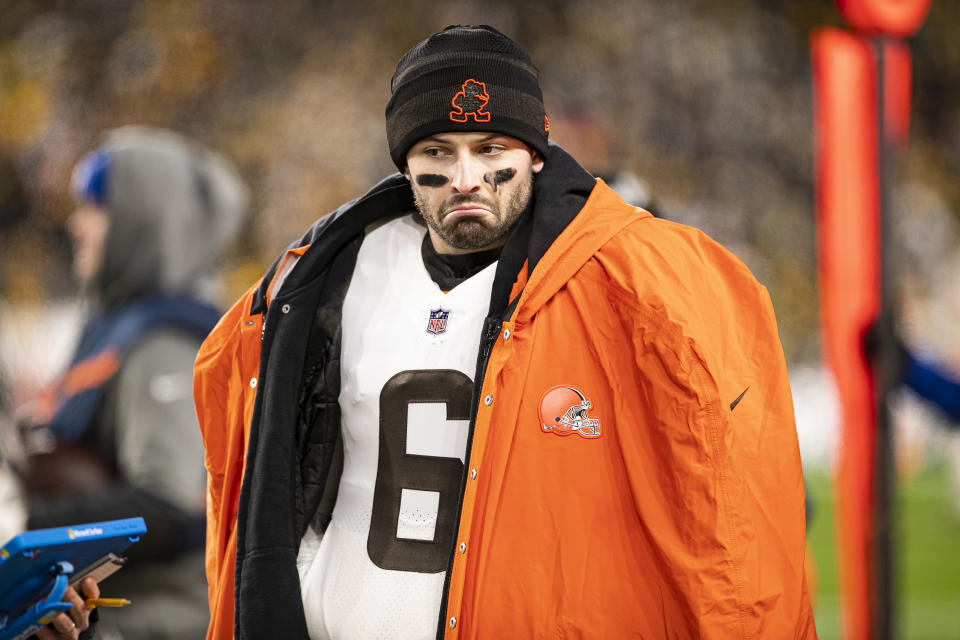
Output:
[{"left": 385, "top": 25, "right": 549, "bottom": 170}]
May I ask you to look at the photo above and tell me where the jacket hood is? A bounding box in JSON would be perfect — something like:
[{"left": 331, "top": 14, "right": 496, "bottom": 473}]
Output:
[
  {"left": 510, "top": 174, "right": 652, "bottom": 324},
  {"left": 84, "top": 126, "right": 249, "bottom": 308}
]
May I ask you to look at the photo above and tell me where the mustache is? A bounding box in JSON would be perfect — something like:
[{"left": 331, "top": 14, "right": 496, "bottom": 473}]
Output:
[{"left": 441, "top": 194, "right": 496, "bottom": 213}]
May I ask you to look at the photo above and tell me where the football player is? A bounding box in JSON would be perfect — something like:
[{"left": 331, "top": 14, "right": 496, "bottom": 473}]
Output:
[{"left": 196, "top": 25, "right": 815, "bottom": 639}]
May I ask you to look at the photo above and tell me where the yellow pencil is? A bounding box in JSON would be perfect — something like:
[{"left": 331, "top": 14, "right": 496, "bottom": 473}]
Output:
[{"left": 85, "top": 598, "right": 132, "bottom": 609}]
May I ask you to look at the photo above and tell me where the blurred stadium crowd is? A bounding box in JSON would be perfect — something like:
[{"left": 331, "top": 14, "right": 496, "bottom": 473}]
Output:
[{"left": 1, "top": 0, "right": 959, "bottom": 457}]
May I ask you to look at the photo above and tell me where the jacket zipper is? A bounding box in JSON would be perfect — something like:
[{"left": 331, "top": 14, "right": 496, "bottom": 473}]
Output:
[{"left": 435, "top": 316, "right": 502, "bottom": 638}]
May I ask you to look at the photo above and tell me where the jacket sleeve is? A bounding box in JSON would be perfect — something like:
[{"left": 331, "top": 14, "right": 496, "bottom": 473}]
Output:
[
  {"left": 904, "top": 352, "right": 960, "bottom": 422},
  {"left": 27, "top": 331, "right": 207, "bottom": 562},
  {"left": 612, "top": 221, "right": 815, "bottom": 637},
  {"left": 193, "top": 282, "right": 261, "bottom": 639},
  {"left": 114, "top": 330, "right": 207, "bottom": 515}
]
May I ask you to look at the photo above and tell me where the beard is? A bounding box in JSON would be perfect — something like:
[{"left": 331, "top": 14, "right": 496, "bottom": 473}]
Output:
[{"left": 412, "top": 172, "right": 534, "bottom": 252}]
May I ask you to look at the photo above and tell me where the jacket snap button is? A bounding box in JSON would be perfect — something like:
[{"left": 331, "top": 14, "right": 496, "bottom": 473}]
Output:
[
  {"left": 484, "top": 395, "right": 493, "bottom": 406},
  {"left": 281, "top": 303, "right": 291, "bottom": 314},
  {"left": 246, "top": 320, "right": 255, "bottom": 326},
  {"left": 459, "top": 542, "right": 466, "bottom": 553},
  {"left": 503, "top": 329, "right": 511, "bottom": 340},
  {"left": 249, "top": 377, "right": 257, "bottom": 388},
  {"left": 470, "top": 468, "right": 477, "bottom": 479},
  {"left": 449, "top": 617, "right": 457, "bottom": 629}
]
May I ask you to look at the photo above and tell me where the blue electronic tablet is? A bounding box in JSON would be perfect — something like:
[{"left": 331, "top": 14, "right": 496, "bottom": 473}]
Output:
[{"left": 0, "top": 518, "right": 146, "bottom": 640}]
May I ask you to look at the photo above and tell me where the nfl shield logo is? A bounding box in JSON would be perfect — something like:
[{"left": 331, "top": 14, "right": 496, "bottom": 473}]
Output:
[{"left": 427, "top": 308, "right": 450, "bottom": 335}]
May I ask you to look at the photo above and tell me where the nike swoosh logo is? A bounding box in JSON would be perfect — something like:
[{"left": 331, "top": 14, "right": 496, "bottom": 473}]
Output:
[{"left": 729, "top": 387, "right": 749, "bottom": 411}]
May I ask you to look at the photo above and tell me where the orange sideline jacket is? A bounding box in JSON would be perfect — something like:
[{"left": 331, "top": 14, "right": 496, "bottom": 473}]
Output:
[{"left": 195, "top": 178, "right": 816, "bottom": 638}]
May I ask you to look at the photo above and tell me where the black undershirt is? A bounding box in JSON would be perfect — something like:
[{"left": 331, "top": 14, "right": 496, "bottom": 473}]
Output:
[{"left": 420, "top": 233, "right": 502, "bottom": 291}]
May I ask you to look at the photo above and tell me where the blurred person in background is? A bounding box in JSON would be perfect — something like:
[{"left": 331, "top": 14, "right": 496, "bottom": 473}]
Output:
[
  {"left": 866, "top": 321, "right": 960, "bottom": 518},
  {"left": 864, "top": 320, "right": 960, "bottom": 428},
  {"left": 896, "top": 347, "right": 960, "bottom": 424},
  {"left": 12, "top": 126, "right": 248, "bottom": 640},
  {"left": 195, "top": 25, "right": 814, "bottom": 639},
  {"left": 898, "top": 351, "right": 960, "bottom": 519}
]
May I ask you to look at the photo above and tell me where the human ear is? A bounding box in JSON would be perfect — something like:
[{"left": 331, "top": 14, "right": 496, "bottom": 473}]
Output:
[{"left": 531, "top": 151, "right": 544, "bottom": 175}]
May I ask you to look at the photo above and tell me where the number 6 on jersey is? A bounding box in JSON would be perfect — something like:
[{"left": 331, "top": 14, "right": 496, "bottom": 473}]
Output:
[{"left": 368, "top": 369, "right": 473, "bottom": 572}]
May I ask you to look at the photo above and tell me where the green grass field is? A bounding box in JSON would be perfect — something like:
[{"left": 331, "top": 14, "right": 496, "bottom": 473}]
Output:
[{"left": 805, "top": 462, "right": 960, "bottom": 639}]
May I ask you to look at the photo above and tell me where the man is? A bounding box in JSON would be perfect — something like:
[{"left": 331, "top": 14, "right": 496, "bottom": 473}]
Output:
[
  {"left": 18, "top": 126, "right": 248, "bottom": 639},
  {"left": 196, "top": 25, "right": 816, "bottom": 639}
]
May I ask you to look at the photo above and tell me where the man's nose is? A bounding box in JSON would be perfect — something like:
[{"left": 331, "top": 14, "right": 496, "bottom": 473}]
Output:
[{"left": 450, "top": 154, "right": 481, "bottom": 194}]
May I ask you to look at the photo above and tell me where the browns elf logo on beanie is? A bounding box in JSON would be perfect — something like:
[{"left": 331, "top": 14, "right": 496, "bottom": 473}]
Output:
[
  {"left": 385, "top": 25, "right": 550, "bottom": 170},
  {"left": 450, "top": 79, "right": 491, "bottom": 123}
]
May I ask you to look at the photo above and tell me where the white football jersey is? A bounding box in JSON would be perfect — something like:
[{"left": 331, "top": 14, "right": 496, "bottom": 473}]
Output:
[{"left": 297, "top": 214, "right": 496, "bottom": 640}]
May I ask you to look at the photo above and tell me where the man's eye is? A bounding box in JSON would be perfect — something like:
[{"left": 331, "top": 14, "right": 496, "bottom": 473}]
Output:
[
  {"left": 480, "top": 145, "right": 504, "bottom": 155},
  {"left": 425, "top": 148, "right": 447, "bottom": 157}
]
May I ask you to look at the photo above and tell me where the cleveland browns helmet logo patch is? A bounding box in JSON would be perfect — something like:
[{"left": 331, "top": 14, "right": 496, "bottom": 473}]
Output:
[
  {"left": 450, "top": 79, "right": 491, "bottom": 123},
  {"left": 539, "top": 385, "right": 601, "bottom": 438}
]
